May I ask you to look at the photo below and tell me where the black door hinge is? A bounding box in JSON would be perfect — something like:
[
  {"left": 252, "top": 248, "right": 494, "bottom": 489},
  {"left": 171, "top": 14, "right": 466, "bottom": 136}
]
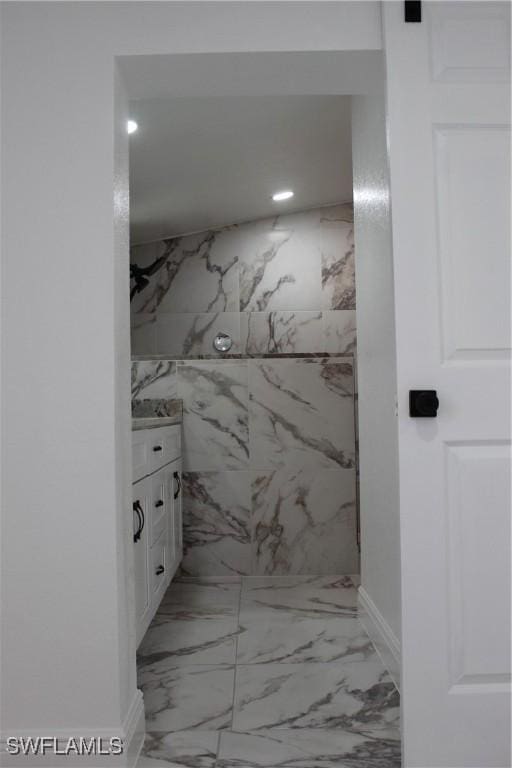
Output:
[{"left": 405, "top": 1, "right": 422, "bottom": 23}]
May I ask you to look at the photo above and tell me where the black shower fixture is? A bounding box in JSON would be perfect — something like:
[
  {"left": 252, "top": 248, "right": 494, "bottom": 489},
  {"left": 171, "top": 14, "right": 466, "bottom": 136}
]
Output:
[{"left": 130, "top": 255, "right": 167, "bottom": 301}]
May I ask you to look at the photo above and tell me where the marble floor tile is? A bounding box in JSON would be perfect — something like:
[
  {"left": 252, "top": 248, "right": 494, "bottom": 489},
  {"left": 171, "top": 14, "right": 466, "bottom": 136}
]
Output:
[
  {"left": 138, "top": 661, "right": 235, "bottom": 732},
  {"left": 217, "top": 729, "right": 401, "bottom": 768},
  {"left": 137, "top": 731, "right": 219, "bottom": 768},
  {"left": 232, "top": 660, "right": 399, "bottom": 734},
  {"left": 158, "top": 578, "right": 241, "bottom": 615},
  {"left": 135, "top": 576, "right": 399, "bottom": 768},
  {"left": 236, "top": 614, "right": 373, "bottom": 665},
  {"left": 138, "top": 611, "right": 239, "bottom": 668},
  {"left": 240, "top": 575, "right": 358, "bottom": 619}
]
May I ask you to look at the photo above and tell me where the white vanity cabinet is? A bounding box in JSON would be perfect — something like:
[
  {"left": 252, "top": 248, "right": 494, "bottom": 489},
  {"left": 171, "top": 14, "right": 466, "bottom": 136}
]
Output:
[{"left": 132, "top": 424, "right": 183, "bottom": 647}]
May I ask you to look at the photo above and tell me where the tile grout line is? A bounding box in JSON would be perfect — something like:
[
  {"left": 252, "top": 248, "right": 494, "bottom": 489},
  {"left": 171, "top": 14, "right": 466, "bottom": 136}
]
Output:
[
  {"left": 227, "top": 576, "right": 244, "bottom": 737},
  {"left": 213, "top": 576, "right": 244, "bottom": 767}
]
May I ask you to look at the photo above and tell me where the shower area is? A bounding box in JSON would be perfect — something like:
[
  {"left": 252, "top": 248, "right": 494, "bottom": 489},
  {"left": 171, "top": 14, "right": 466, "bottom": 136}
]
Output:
[{"left": 130, "top": 202, "right": 359, "bottom": 579}]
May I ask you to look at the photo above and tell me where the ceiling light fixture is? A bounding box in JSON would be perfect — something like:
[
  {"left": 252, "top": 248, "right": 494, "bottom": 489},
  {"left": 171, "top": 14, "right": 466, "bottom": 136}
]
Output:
[
  {"left": 127, "top": 120, "right": 138, "bottom": 135},
  {"left": 272, "top": 189, "right": 294, "bottom": 202}
]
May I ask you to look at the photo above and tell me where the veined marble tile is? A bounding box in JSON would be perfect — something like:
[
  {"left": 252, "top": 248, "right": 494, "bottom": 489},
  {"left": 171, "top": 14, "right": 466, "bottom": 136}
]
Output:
[
  {"left": 133, "top": 229, "right": 240, "bottom": 315},
  {"left": 138, "top": 731, "right": 219, "bottom": 768},
  {"left": 323, "top": 310, "right": 357, "bottom": 354},
  {"left": 159, "top": 578, "right": 241, "bottom": 614},
  {"left": 178, "top": 361, "right": 249, "bottom": 471},
  {"left": 131, "top": 360, "right": 177, "bottom": 400},
  {"left": 241, "top": 311, "right": 322, "bottom": 354},
  {"left": 320, "top": 204, "right": 356, "bottom": 310},
  {"left": 156, "top": 312, "right": 241, "bottom": 357},
  {"left": 138, "top": 661, "right": 235, "bottom": 732},
  {"left": 249, "top": 358, "right": 355, "bottom": 470},
  {"left": 131, "top": 241, "right": 169, "bottom": 315},
  {"left": 181, "top": 471, "right": 252, "bottom": 576},
  {"left": 236, "top": 613, "right": 373, "bottom": 665},
  {"left": 239, "top": 213, "right": 322, "bottom": 312},
  {"left": 137, "top": 608, "right": 239, "bottom": 668},
  {"left": 251, "top": 468, "right": 358, "bottom": 575},
  {"left": 131, "top": 314, "right": 157, "bottom": 356},
  {"left": 232, "top": 660, "right": 400, "bottom": 734},
  {"left": 217, "top": 729, "right": 401, "bottom": 768},
  {"left": 240, "top": 575, "right": 358, "bottom": 619},
  {"left": 132, "top": 398, "right": 180, "bottom": 418}
]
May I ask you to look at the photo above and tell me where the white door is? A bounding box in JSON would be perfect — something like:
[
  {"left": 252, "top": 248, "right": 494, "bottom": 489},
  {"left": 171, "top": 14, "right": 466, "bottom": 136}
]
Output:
[{"left": 384, "top": 3, "right": 511, "bottom": 766}]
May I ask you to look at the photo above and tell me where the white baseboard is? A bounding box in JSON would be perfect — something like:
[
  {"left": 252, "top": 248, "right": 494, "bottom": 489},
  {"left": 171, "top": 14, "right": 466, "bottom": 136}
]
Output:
[
  {"left": 358, "top": 586, "right": 401, "bottom": 691},
  {"left": 0, "top": 690, "right": 145, "bottom": 768},
  {"left": 122, "top": 689, "right": 146, "bottom": 768}
]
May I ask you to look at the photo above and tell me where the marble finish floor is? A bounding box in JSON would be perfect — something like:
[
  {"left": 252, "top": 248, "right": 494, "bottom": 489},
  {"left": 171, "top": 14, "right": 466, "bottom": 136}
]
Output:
[{"left": 136, "top": 576, "right": 400, "bottom": 767}]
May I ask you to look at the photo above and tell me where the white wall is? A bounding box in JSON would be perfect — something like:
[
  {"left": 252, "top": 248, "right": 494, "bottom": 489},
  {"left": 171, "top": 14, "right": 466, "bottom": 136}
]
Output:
[
  {"left": 0, "top": 3, "right": 381, "bottom": 765},
  {"left": 0, "top": 8, "right": 143, "bottom": 766},
  {"left": 352, "top": 92, "right": 401, "bottom": 685}
]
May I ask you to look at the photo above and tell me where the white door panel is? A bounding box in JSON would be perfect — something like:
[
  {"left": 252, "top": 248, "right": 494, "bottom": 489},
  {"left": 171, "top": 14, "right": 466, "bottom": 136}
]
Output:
[
  {"left": 434, "top": 125, "right": 510, "bottom": 360},
  {"left": 446, "top": 441, "right": 510, "bottom": 686},
  {"left": 384, "top": 2, "right": 511, "bottom": 765}
]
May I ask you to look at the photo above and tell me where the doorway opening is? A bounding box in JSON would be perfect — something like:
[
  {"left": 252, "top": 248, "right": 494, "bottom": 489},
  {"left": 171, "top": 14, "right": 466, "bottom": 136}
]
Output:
[{"left": 122, "top": 50, "right": 401, "bottom": 767}]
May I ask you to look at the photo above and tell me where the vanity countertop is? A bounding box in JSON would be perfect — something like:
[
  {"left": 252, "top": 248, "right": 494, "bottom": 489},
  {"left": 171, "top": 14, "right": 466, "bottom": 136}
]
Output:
[{"left": 132, "top": 399, "right": 183, "bottom": 431}]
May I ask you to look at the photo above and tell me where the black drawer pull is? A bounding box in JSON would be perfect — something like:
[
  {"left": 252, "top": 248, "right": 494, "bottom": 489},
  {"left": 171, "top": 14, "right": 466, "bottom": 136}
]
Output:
[
  {"left": 153, "top": 445, "right": 163, "bottom": 452},
  {"left": 155, "top": 565, "right": 165, "bottom": 575},
  {"left": 154, "top": 499, "right": 164, "bottom": 508},
  {"left": 173, "top": 471, "right": 181, "bottom": 500},
  {"left": 133, "top": 501, "right": 144, "bottom": 543}
]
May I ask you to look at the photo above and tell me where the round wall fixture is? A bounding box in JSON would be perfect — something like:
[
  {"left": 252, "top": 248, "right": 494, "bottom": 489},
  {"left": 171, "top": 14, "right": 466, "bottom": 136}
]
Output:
[{"left": 213, "top": 332, "right": 232, "bottom": 352}]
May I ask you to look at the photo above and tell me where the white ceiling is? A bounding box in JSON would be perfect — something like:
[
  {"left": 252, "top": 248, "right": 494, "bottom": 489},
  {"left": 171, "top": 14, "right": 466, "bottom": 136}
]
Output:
[{"left": 129, "top": 95, "right": 353, "bottom": 244}]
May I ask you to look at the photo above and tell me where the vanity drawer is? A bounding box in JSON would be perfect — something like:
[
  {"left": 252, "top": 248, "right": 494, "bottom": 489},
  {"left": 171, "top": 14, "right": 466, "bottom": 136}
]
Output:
[
  {"left": 149, "top": 469, "right": 167, "bottom": 546},
  {"left": 132, "top": 424, "right": 181, "bottom": 482},
  {"left": 148, "top": 425, "right": 181, "bottom": 473},
  {"left": 132, "top": 430, "right": 150, "bottom": 484}
]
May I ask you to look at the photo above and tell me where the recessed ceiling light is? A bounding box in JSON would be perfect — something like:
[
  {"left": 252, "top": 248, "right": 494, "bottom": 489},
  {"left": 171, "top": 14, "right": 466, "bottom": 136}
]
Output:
[
  {"left": 272, "top": 189, "right": 294, "bottom": 202},
  {"left": 127, "top": 120, "right": 138, "bottom": 135}
]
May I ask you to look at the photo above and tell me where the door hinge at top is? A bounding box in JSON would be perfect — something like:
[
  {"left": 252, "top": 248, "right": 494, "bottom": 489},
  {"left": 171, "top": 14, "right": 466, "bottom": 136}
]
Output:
[{"left": 405, "top": 1, "right": 422, "bottom": 23}]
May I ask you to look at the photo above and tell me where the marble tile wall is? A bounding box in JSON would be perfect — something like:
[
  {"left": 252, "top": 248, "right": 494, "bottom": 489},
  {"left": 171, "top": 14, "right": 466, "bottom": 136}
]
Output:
[
  {"left": 130, "top": 203, "right": 358, "bottom": 575},
  {"left": 132, "top": 356, "right": 358, "bottom": 576},
  {"left": 130, "top": 203, "right": 356, "bottom": 357}
]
